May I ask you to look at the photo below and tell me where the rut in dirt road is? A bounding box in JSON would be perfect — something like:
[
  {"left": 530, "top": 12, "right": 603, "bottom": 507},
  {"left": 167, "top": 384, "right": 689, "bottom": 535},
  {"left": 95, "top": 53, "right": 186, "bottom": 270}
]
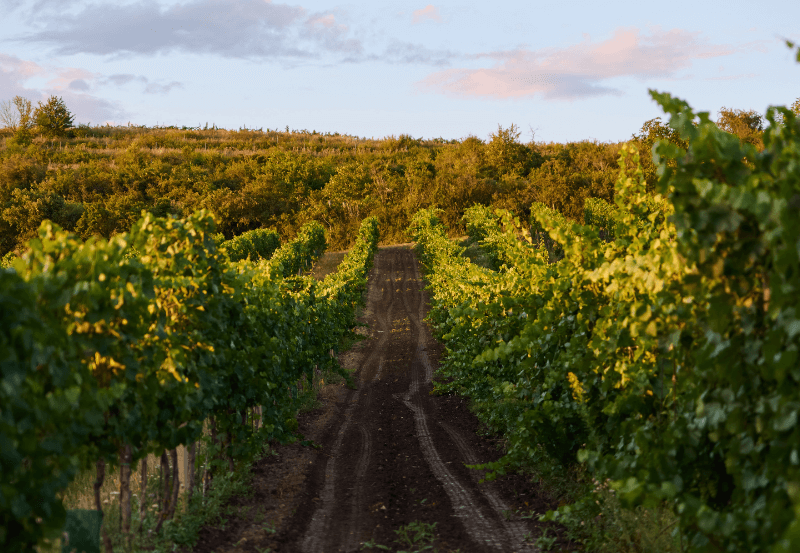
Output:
[{"left": 295, "top": 246, "right": 539, "bottom": 553}]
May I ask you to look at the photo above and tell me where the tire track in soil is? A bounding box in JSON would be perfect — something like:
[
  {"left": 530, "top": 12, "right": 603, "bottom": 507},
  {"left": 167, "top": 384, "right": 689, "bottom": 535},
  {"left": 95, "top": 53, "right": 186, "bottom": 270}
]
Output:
[
  {"left": 301, "top": 254, "right": 396, "bottom": 553},
  {"left": 394, "top": 250, "right": 535, "bottom": 552},
  {"left": 285, "top": 246, "right": 540, "bottom": 552}
]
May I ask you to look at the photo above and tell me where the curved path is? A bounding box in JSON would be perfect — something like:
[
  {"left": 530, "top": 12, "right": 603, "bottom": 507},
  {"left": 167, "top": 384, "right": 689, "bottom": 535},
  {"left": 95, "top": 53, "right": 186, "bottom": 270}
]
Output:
[{"left": 289, "top": 245, "right": 540, "bottom": 552}]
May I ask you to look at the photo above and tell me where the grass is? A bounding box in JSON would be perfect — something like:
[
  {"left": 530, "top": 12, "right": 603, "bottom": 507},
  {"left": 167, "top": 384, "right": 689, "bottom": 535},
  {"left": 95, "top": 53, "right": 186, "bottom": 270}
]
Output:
[
  {"left": 532, "top": 477, "right": 682, "bottom": 553},
  {"left": 306, "top": 250, "right": 348, "bottom": 281},
  {"left": 478, "top": 426, "right": 682, "bottom": 552},
  {"left": 394, "top": 521, "right": 438, "bottom": 551},
  {"left": 37, "top": 435, "right": 271, "bottom": 553},
  {"left": 360, "top": 520, "right": 454, "bottom": 553}
]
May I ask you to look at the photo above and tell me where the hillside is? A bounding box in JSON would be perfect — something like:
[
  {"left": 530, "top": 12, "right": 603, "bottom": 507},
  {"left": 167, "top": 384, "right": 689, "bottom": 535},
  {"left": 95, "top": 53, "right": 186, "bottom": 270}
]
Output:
[{"left": 0, "top": 122, "right": 633, "bottom": 256}]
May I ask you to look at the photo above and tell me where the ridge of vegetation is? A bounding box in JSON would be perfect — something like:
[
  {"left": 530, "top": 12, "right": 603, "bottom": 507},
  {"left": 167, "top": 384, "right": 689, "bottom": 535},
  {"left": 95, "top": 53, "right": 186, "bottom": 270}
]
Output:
[{"left": 5, "top": 94, "right": 794, "bottom": 259}]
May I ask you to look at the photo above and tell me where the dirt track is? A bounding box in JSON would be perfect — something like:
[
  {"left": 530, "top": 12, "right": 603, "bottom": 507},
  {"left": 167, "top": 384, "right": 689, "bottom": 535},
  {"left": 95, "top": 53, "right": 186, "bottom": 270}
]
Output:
[{"left": 190, "top": 245, "right": 551, "bottom": 553}]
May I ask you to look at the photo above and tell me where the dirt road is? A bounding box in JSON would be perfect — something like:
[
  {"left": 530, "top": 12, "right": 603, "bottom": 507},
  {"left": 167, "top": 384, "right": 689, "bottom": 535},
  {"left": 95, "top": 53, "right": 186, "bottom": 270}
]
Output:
[{"left": 191, "top": 245, "right": 549, "bottom": 552}]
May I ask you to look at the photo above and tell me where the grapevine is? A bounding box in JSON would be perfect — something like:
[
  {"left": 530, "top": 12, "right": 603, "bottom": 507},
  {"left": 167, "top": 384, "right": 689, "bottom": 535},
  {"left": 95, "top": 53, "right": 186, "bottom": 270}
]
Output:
[
  {"left": 412, "top": 92, "right": 800, "bottom": 552},
  {"left": 0, "top": 212, "right": 379, "bottom": 551}
]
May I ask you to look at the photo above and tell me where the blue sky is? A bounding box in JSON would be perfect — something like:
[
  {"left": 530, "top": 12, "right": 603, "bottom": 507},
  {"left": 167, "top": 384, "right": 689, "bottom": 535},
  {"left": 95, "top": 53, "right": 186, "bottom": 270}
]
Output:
[{"left": 1, "top": 0, "right": 798, "bottom": 143}]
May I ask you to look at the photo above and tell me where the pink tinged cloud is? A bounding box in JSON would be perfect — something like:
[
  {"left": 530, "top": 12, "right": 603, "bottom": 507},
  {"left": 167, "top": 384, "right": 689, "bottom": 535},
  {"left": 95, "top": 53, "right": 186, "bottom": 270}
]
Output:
[
  {"left": 0, "top": 53, "right": 47, "bottom": 101},
  {"left": 417, "top": 27, "right": 741, "bottom": 100},
  {"left": 412, "top": 5, "right": 441, "bottom": 24},
  {"left": 0, "top": 53, "right": 44, "bottom": 80},
  {"left": 308, "top": 14, "right": 336, "bottom": 28}
]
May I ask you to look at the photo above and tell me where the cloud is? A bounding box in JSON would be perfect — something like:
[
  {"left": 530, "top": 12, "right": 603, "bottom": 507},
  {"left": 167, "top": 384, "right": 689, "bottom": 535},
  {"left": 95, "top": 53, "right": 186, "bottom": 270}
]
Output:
[
  {"left": 14, "top": 0, "right": 363, "bottom": 62},
  {"left": 68, "top": 78, "right": 90, "bottom": 91},
  {"left": 9, "top": 1, "right": 457, "bottom": 68},
  {"left": 303, "top": 12, "right": 363, "bottom": 56},
  {"left": 56, "top": 90, "right": 130, "bottom": 124},
  {"left": 382, "top": 41, "right": 456, "bottom": 66},
  {"left": 2, "top": 0, "right": 79, "bottom": 12},
  {"left": 143, "top": 80, "right": 183, "bottom": 94},
  {"left": 47, "top": 67, "right": 98, "bottom": 90},
  {"left": 0, "top": 53, "right": 46, "bottom": 102},
  {"left": 100, "top": 73, "right": 183, "bottom": 95},
  {"left": 104, "top": 74, "right": 148, "bottom": 86},
  {"left": 0, "top": 52, "right": 44, "bottom": 82},
  {"left": 418, "top": 27, "right": 746, "bottom": 100},
  {"left": 412, "top": 5, "right": 442, "bottom": 24},
  {"left": 706, "top": 73, "right": 757, "bottom": 81}
]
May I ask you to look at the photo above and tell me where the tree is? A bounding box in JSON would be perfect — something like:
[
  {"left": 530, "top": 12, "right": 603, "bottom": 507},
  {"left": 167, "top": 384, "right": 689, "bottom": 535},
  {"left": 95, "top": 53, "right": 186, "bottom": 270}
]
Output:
[
  {"left": 0, "top": 154, "right": 47, "bottom": 204},
  {"left": 791, "top": 97, "right": 800, "bottom": 116},
  {"left": 716, "top": 107, "right": 764, "bottom": 149},
  {"left": 0, "top": 96, "right": 34, "bottom": 133},
  {"left": 0, "top": 100, "right": 12, "bottom": 130},
  {"left": 33, "top": 96, "right": 74, "bottom": 138},
  {"left": 631, "top": 117, "right": 687, "bottom": 190},
  {"left": 0, "top": 98, "right": 19, "bottom": 130},
  {"left": 486, "top": 123, "right": 539, "bottom": 178}
]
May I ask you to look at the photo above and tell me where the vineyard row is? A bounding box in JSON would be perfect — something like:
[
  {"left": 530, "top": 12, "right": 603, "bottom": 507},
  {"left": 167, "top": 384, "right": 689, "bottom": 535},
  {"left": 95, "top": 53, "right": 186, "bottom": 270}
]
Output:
[
  {"left": 411, "top": 92, "right": 800, "bottom": 553},
  {"left": 1, "top": 212, "right": 379, "bottom": 551}
]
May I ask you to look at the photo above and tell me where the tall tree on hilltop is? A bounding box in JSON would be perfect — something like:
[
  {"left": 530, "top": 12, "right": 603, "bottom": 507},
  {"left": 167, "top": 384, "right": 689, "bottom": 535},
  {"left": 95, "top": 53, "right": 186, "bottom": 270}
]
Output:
[
  {"left": 33, "top": 96, "right": 74, "bottom": 138},
  {"left": 486, "top": 123, "right": 540, "bottom": 178}
]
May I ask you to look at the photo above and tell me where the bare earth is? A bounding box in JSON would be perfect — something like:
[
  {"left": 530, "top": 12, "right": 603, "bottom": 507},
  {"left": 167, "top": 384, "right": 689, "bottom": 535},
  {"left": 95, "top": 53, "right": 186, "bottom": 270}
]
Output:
[{"left": 188, "top": 245, "right": 554, "bottom": 553}]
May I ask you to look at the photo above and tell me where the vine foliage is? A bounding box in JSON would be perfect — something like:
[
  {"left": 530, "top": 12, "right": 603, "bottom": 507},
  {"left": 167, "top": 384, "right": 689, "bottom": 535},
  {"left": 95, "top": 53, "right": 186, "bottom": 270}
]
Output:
[
  {"left": 0, "top": 213, "right": 379, "bottom": 550},
  {"left": 412, "top": 91, "right": 800, "bottom": 552}
]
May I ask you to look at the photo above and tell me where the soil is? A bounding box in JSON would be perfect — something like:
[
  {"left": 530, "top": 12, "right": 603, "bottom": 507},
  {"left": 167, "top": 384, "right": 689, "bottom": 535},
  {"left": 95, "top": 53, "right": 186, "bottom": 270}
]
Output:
[{"left": 188, "top": 245, "right": 558, "bottom": 553}]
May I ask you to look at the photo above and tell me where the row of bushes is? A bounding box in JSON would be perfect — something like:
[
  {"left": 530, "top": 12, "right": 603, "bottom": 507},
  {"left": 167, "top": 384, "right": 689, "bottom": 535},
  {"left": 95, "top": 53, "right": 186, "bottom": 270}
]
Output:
[
  {"left": 413, "top": 91, "right": 800, "bottom": 551},
  {"left": 0, "top": 212, "right": 379, "bottom": 551},
  {"left": 219, "top": 227, "right": 280, "bottom": 262}
]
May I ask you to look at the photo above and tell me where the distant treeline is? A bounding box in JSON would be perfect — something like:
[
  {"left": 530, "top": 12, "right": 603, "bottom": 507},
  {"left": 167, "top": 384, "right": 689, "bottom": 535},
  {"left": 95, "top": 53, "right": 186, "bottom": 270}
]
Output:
[{"left": 1, "top": 96, "right": 797, "bottom": 256}]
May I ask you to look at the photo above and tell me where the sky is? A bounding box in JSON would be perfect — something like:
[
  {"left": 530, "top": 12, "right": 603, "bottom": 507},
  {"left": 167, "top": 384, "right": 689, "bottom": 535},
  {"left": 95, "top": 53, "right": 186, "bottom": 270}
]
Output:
[{"left": 1, "top": 0, "right": 798, "bottom": 143}]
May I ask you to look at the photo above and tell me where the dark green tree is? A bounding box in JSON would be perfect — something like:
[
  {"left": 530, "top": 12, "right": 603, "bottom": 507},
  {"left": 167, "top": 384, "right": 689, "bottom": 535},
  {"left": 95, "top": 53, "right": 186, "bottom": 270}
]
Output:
[
  {"left": 33, "top": 96, "right": 74, "bottom": 138},
  {"left": 1, "top": 188, "right": 81, "bottom": 249}
]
